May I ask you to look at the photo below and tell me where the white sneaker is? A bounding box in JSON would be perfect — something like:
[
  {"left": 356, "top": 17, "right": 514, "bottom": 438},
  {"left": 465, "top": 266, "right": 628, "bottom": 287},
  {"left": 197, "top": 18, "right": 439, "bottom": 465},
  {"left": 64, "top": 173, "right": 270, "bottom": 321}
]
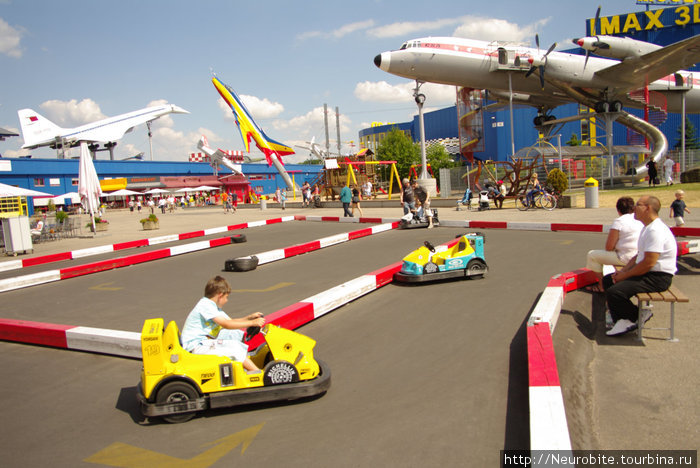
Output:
[{"left": 606, "top": 319, "right": 637, "bottom": 336}]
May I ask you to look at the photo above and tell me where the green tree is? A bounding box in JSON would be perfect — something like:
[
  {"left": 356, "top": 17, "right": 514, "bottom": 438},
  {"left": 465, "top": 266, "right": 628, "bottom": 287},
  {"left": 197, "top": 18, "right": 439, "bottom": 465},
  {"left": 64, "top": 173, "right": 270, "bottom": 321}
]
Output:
[
  {"left": 674, "top": 120, "right": 700, "bottom": 149},
  {"left": 566, "top": 133, "right": 581, "bottom": 146},
  {"left": 376, "top": 128, "right": 420, "bottom": 180},
  {"left": 426, "top": 143, "right": 455, "bottom": 185}
]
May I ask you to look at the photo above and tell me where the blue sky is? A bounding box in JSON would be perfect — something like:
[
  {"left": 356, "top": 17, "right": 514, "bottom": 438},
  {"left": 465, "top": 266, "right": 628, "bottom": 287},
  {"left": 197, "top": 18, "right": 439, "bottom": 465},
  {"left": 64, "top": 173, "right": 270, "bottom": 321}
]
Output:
[{"left": 1, "top": 0, "right": 643, "bottom": 162}]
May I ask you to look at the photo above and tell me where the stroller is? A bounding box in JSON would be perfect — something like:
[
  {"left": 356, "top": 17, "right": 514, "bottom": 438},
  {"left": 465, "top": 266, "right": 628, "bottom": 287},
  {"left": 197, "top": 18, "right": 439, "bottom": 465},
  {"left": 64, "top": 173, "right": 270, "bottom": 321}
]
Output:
[{"left": 478, "top": 191, "right": 490, "bottom": 211}]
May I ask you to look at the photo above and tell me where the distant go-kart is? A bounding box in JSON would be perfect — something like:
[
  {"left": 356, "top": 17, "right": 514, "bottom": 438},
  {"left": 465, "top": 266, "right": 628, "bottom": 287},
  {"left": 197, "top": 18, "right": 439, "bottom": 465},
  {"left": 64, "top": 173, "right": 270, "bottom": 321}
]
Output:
[
  {"left": 393, "top": 232, "right": 488, "bottom": 283},
  {"left": 398, "top": 209, "right": 439, "bottom": 229},
  {"left": 137, "top": 318, "right": 330, "bottom": 423}
]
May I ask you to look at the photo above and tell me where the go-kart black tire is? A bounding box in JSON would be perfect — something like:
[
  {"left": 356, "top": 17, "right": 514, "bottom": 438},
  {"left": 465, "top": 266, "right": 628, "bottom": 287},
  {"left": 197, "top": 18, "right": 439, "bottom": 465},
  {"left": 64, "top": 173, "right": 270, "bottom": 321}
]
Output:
[
  {"left": 424, "top": 262, "right": 439, "bottom": 274},
  {"left": 231, "top": 234, "right": 247, "bottom": 243},
  {"left": 225, "top": 255, "right": 259, "bottom": 272},
  {"left": 156, "top": 381, "right": 199, "bottom": 423},
  {"left": 466, "top": 258, "right": 488, "bottom": 279},
  {"left": 263, "top": 360, "right": 300, "bottom": 386}
]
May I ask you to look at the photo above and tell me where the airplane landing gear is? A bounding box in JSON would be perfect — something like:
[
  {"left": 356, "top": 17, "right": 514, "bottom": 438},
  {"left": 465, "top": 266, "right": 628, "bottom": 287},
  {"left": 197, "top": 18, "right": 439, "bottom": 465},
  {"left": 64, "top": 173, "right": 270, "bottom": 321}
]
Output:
[
  {"left": 533, "top": 114, "right": 556, "bottom": 126},
  {"left": 594, "top": 100, "right": 622, "bottom": 113}
]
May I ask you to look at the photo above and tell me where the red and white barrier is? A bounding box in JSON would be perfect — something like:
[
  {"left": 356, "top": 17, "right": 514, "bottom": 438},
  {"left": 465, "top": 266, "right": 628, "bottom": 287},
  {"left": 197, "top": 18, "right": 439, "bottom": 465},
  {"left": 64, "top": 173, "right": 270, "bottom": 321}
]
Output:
[
  {"left": 0, "top": 216, "right": 297, "bottom": 274},
  {"left": 0, "top": 261, "right": 404, "bottom": 358},
  {"left": 0, "top": 235, "right": 240, "bottom": 293},
  {"left": 253, "top": 222, "right": 398, "bottom": 266},
  {"left": 0, "top": 318, "right": 142, "bottom": 357},
  {"left": 526, "top": 269, "right": 597, "bottom": 452}
]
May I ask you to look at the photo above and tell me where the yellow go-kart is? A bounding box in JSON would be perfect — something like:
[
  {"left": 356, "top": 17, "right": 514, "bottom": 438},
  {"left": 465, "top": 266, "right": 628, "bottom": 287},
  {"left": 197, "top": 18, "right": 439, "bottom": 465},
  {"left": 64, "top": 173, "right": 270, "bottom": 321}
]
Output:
[{"left": 137, "top": 318, "right": 330, "bottom": 423}]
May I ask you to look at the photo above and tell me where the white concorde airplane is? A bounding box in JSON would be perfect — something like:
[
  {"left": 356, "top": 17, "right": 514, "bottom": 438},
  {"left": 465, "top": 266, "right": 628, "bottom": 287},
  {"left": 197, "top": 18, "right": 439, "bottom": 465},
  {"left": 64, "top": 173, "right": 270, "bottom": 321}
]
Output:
[
  {"left": 374, "top": 34, "right": 700, "bottom": 124},
  {"left": 17, "top": 103, "right": 189, "bottom": 150}
]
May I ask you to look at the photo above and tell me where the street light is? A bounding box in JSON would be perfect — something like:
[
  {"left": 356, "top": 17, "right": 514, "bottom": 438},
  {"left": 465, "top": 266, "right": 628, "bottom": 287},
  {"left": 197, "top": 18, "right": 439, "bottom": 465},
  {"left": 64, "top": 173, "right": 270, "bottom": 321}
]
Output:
[{"left": 413, "top": 81, "right": 428, "bottom": 180}]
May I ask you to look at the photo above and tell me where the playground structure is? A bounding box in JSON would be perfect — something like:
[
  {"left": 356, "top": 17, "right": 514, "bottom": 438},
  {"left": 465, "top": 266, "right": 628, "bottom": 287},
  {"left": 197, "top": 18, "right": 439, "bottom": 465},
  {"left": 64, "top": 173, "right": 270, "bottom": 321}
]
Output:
[{"left": 318, "top": 149, "right": 401, "bottom": 200}]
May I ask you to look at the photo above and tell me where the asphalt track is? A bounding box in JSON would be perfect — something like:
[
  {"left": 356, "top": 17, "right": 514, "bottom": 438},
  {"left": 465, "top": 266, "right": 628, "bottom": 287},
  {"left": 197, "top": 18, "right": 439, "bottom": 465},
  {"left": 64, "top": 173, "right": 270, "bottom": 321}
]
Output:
[{"left": 0, "top": 222, "right": 603, "bottom": 467}]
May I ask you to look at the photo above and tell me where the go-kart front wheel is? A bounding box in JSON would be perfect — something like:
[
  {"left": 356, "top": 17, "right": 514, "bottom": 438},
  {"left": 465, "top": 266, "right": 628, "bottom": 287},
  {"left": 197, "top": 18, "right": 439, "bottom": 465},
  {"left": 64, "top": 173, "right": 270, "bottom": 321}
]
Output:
[
  {"left": 466, "top": 258, "right": 488, "bottom": 279},
  {"left": 156, "top": 381, "right": 199, "bottom": 423},
  {"left": 263, "top": 361, "right": 300, "bottom": 386}
]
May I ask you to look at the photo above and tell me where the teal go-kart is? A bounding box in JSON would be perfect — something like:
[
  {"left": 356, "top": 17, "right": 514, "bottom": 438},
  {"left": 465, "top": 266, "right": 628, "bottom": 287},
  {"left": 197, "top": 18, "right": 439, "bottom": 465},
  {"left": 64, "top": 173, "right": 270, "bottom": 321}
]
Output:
[{"left": 393, "top": 233, "right": 488, "bottom": 283}]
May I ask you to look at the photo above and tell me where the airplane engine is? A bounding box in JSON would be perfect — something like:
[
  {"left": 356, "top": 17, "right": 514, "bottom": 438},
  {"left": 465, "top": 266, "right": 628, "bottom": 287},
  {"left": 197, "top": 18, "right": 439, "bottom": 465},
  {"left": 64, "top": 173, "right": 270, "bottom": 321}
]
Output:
[{"left": 574, "top": 36, "right": 660, "bottom": 60}]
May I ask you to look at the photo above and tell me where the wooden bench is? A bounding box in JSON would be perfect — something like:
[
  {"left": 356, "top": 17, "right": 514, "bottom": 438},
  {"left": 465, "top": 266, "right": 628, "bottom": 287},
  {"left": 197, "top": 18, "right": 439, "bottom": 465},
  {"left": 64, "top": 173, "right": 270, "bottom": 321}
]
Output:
[{"left": 635, "top": 285, "right": 689, "bottom": 342}]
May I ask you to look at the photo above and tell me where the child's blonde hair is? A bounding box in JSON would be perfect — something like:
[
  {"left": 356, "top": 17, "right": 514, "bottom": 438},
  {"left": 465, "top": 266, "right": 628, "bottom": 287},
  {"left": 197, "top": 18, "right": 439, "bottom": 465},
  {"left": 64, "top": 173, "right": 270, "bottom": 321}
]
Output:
[
  {"left": 204, "top": 276, "right": 231, "bottom": 298},
  {"left": 675, "top": 190, "right": 685, "bottom": 197}
]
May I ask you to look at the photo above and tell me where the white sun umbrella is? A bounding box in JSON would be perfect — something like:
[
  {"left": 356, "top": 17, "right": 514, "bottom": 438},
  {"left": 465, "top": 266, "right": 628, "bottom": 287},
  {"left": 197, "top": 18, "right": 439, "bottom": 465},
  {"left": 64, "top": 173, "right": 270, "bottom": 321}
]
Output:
[
  {"left": 144, "top": 188, "right": 171, "bottom": 195},
  {"left": 191, "top": 185, "right": 220, "bottom": 191},
  {"left": 78, "top": 142, "right": 103, "bottom": 233},
  {"left": 51, "top": 191, "right": 81, "bottom": 205},
  {"left": 0, "top": 182, "right": 52, "bottom": 197},
  {"left": 105, "top": 189, "right": 142, "bottom": 196},
  {"left": 175, "top": 187, "right": 197, "bottom": 193}
]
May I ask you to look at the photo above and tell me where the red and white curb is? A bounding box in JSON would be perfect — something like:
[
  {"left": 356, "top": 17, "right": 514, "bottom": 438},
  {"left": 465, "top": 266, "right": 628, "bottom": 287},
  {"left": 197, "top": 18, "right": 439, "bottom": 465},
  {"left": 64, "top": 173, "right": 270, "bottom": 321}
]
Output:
[
  {"left": 0, "top": 262, "right": 404, "bottom": 358},
  {"left": 0, "top": 238, "right": 461, "bottom": 357},
  {"left": 252, "top": 222, "right": 398, "bottom": 266},
  {"left": 0, "top": 220, "right": 399, "bottom": 293},
  {"left": 0, "top": 319, "right": 142, "bottom": 358},
  {"left": 0, "top": 216, "right": 297, "bottom": 274},
  {"left": 527, "top": 268, "right": 597, "bottom": 452},
  {"left": 0, "top": 235, "right": 242, "bottom": 293}
]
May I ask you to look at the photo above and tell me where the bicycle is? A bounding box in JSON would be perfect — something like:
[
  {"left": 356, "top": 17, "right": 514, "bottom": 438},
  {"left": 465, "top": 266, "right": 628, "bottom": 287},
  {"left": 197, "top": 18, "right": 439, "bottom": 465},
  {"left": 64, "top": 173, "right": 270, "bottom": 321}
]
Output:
[{"left": 515, "top": 186, "right": 558, "bottom": 211}]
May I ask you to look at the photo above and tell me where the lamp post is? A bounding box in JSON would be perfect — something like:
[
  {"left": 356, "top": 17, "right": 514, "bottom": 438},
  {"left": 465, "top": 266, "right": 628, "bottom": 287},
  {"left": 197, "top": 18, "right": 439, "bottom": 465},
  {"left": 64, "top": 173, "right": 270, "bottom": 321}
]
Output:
[
  {"left": 413, "top": 82, "right": 428, "bottom": 179},
  {"left": 413, "top": 81, "right": 437, "bottom": 196}
]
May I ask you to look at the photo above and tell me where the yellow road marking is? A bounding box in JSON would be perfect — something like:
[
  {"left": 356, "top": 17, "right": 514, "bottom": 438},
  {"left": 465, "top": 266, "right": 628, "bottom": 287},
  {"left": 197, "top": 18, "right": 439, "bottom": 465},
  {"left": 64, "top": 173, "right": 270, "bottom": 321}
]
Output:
[
  {"left": 84, "top": 423, "right": 264, "bottom": 467},
  {"left": 232, "top": 282, "right": 294, "bottom": 293}
]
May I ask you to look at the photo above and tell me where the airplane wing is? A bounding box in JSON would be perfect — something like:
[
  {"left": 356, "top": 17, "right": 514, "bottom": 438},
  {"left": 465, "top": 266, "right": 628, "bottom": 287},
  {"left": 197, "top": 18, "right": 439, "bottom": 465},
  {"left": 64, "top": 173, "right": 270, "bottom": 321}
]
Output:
[{"left": 594, "top": 34, "right": 700, "bottom": 91}]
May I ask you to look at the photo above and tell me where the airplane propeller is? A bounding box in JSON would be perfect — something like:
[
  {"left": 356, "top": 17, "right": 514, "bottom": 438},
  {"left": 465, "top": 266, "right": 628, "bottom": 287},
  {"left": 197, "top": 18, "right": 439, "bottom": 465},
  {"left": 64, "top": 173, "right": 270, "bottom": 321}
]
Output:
[
  {"left": 526, "top": 34, "right": 557, "bottom": 89},
  {"left": 573, "top": 6, "right": 608, "bottom": 69}
]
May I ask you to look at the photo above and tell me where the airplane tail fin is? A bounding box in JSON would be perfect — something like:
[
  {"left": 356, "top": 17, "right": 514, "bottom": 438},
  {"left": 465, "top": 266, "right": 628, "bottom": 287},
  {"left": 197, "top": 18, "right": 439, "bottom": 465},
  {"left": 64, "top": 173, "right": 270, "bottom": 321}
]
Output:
[{"left": 17, "top": 109, "right": 63, "bottom": 148}]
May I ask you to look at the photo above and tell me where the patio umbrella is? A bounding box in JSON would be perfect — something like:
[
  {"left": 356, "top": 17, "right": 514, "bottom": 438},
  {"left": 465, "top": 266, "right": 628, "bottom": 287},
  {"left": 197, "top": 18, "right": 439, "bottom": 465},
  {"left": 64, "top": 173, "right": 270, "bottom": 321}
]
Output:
[
  {"left": 78, "top": 142, "right": 103, "bottom": 233},
  {"left": 144, "top": 188, "right": 171, "bottom": 195},
  {"left": 175, "top": 187, "right": 197, "bottom": 193},
  {"left": 0, "top": 182, "right": 52, "bottom": 197},
  {"left": 191, "top": 185, "right": 220, "bottom": 191},
  {"left": 104, "top": 189, "right": 142, "bottom": 196},
  {"left": 51, "top": 191, "right": 81, "bottom": 205}
]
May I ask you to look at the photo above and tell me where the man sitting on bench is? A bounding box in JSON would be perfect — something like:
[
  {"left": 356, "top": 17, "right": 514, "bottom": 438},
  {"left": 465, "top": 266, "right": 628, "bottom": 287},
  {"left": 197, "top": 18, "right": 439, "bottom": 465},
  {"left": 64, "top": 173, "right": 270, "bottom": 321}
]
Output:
[{"left": 603, "top": 195, "right": 677, "bottom": 336}]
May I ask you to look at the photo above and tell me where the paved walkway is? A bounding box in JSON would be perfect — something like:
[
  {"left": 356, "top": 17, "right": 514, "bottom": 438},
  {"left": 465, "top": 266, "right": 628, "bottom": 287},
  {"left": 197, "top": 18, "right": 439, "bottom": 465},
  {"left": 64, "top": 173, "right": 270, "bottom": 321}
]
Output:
[{"left": 5, "top": 200, "right": 700, "bottom": 451}]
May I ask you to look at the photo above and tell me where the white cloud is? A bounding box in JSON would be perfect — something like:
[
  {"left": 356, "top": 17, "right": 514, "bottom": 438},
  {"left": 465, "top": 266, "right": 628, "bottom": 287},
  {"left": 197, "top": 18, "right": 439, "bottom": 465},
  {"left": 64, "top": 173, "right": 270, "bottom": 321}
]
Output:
[
  {"left": 368, "top": 18, "right": 461, "bottom": 39},
  {"left": 217, "top": 95, "right": 284, "bottom": 121},
  {"left": 273, "top": 106, "right": 352, "bottom": 140},
  {"left": 453, "top": 17, "right": 550, "bottom": 43},
  {"left": 39, "top": 99, "right": 107, "bottom": 126},
  {"left": 332, "top": 19, "right": 375, "bottom": 38},
  {"left": 0, "top": 17, "right": 24, "bottom": 58},
  {"left": 297, "top": 19, "right": 375, "bottom": 41},
  {"left": 366, "top": 15, "right": 550, "bottom": 43},
  {"left": 354, "top": 81, "right": 456, "bottom": 104}
]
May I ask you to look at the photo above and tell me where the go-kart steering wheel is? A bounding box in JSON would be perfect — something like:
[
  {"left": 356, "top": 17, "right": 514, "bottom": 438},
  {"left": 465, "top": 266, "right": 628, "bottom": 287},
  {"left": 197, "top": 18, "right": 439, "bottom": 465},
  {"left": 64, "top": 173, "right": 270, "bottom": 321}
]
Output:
[
  {"left": 244, "top": 315, "right": 264, "bottom": 342},
  {"left": 424, "top": 240, "right": 436, "bottom": 253}
]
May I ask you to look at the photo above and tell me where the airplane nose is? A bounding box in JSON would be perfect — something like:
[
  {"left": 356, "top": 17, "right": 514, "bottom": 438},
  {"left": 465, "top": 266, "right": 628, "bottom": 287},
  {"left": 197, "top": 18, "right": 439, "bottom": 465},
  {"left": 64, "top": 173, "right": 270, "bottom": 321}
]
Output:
[{"left": 374, "top": 52, "right": 390, "bottom": 71}]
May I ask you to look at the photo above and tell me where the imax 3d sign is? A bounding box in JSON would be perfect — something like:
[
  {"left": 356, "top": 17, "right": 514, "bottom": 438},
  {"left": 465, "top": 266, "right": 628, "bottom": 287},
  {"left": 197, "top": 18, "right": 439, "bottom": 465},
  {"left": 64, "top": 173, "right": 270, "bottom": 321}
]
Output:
[{"left": 590, "top": 4, "right": 700, "bottom": 34}]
